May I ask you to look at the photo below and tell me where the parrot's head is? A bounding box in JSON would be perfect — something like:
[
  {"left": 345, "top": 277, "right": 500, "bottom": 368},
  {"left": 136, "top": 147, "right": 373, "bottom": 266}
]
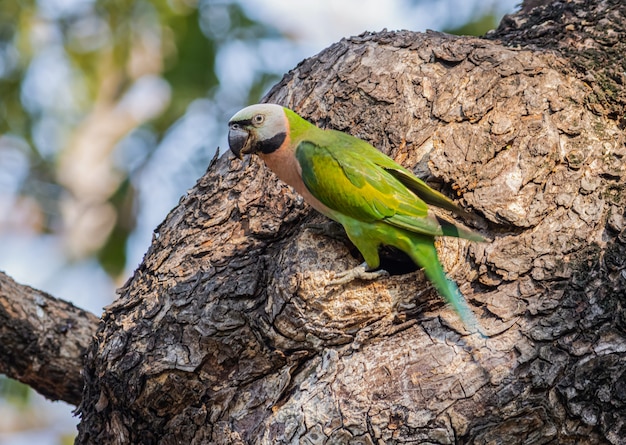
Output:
[{"left": 228, "top": 103, "right": 288, "bottom": 159}]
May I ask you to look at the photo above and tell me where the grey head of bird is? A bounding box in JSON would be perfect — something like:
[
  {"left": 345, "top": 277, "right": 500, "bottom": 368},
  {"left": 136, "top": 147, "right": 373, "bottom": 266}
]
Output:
[{"left": 228, "top": 103, "right": 288, "bottom": 159}]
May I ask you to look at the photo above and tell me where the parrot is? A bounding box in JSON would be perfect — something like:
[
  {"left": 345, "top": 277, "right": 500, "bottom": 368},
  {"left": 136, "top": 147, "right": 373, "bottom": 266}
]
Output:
[{"left": 228, "top": 103, "right": 485, "bottom": 334}]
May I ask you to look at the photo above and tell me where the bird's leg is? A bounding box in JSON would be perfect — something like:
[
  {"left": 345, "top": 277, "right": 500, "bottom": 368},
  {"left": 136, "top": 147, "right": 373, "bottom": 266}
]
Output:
[
  {"left": 328, "top": 262, "right": 390, "bottom": 286},
  {"left": 302, "top": 220, "right": 347, "bottom": 241}
]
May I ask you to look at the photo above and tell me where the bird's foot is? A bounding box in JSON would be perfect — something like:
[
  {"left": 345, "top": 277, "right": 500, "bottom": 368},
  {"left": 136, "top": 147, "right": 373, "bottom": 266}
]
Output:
[
  {"left": 303, "top": 221, "right": 347, "bottom": 241},
  {"left": 328, "top": 262, "right": 390, "bottom": 286}
]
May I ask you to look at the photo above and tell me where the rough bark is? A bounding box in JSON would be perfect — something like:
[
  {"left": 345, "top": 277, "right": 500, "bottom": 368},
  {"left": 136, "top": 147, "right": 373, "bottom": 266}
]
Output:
[
  {"left": 491, "top": 0, "right": 626, "bottom": 119},
  {"left": 0, "top": 272, "right": 99, "bottom": 405},
  {"left": 64, "top": 0, "right": 625, "bottom": 443}
]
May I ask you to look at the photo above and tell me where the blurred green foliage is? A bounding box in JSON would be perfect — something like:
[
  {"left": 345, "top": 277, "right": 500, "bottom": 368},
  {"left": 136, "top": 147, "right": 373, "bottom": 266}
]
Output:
[
  {"left": 0, "top": 0, "right": 34, "bottom": 138},
  {"left": 0, "top": 0, "right": 280, "bottom": 277},
  {"left": 445, "top": 9, "right": 501, "bottom": 36},
  {"left": 0, "top": 376, "right": 31, "bottom": 409}
]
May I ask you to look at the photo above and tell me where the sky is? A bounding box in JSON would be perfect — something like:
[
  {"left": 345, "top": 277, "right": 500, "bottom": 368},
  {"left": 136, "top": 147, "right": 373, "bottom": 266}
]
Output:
[{"left": 0, "top": 1, "right": 520, "bottom": 443}]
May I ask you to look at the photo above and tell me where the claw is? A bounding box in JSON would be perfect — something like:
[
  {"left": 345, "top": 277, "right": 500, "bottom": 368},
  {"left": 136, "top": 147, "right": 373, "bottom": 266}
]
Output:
[{"left": 328, "top": 262, "right": 390, "bottom": 286}]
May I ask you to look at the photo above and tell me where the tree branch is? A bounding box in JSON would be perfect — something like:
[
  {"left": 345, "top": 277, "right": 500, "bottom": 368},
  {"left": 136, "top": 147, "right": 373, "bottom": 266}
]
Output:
[{"left": 0, "top": 271, "right": 99, "bottom": 405}]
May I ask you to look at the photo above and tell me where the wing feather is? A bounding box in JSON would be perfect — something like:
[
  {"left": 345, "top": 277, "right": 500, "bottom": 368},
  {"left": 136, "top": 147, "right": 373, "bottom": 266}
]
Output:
[{"left": 295, "top": 137, "right": 450, "bottom": 237}]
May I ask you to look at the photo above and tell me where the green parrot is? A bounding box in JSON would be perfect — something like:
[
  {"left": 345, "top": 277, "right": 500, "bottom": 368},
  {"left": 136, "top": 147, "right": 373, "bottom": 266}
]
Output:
[{"left": 228, "top": 103, "right": 485, "bottom": 334}]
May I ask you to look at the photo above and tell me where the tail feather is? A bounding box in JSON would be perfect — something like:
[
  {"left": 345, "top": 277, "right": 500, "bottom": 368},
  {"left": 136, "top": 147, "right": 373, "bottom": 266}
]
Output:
[
  {"left": 408, "top": 237, "right": 485, "bottom": 336},
  {"left": 436, "top": 215, "right": 485, "bottom": 243}
]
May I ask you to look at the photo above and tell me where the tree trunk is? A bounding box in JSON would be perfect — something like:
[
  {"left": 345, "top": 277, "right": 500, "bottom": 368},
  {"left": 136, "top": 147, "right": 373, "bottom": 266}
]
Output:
[{"left": 2, "top": 0, "right": 625, "bottom": 443}]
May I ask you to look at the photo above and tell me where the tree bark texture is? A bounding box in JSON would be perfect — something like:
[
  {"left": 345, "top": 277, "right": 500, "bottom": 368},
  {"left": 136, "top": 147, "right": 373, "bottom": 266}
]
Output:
[
  {"left": 0, "top": 272, "right": 99, "bottom": 405},
  {"left": 70, "top": 0, "right": 625, "bottom": 443}
]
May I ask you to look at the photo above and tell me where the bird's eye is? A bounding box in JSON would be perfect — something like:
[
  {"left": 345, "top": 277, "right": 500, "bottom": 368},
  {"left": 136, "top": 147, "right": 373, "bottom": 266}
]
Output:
[{"left": 253, "top": 114, "right": 265, "bottom": 125}]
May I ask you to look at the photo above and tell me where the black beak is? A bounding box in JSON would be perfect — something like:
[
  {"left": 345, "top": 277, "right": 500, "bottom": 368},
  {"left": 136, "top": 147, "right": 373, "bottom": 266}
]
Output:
[{"left": 228, "top": 125, "right": 251, "bottom": 159}]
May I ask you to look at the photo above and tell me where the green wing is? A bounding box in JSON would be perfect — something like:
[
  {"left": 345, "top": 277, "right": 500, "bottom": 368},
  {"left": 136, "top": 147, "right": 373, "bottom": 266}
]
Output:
[
  {"left": 331, "top": 131, "right": 468, "bottom": 216},
  {"left": 295, "top": 133, "right": 465, "bottom": 238}
]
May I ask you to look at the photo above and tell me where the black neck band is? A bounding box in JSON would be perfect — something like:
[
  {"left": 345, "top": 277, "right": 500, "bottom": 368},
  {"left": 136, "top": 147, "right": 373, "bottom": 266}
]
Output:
[{"left": 258, "top": 132, "right": 286, "bottom": 154}]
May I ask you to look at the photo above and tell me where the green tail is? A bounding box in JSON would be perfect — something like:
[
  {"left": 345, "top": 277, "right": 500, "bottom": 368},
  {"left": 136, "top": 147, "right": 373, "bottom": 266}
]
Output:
[
  {"left": 407, "top": 236, "right": 484, "bottom": 336},
  {"left": 439, "top": 217, "right": 485, "bottom": 242}
]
